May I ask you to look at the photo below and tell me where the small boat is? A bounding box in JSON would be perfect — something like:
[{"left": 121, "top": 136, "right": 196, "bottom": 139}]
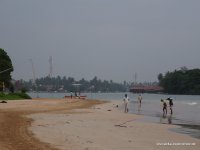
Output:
[{"left": 64, "top": 95, "right": 87, "bottom": 99}]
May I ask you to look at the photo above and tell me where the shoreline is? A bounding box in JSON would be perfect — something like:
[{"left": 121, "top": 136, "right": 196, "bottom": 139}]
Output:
[
  {"left": 172, "top": 124, "right": 200, "bottom": 139},
  {"left": 127, "top": 103, "right": 200, "bottom": 139},
  {"left": 137, "top": 114, "right": 200, "bottom": 140},
  {"left": 0, "top": 98, "right": 199, "bottom": 150}
]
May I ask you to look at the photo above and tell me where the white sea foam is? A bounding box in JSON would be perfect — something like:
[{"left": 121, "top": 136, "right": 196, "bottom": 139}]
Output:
[{"left": 185, "top": 102, "right": 198, "bottom": 106}]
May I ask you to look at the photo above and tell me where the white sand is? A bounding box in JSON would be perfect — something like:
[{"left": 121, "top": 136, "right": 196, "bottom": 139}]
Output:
[{"left": 28, "top": 100, "right": 199, "bottom": 150}]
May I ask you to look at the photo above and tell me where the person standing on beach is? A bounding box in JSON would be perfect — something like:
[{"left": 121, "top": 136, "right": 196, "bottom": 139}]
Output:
[
  {"left": 70, "top": 92, "right": 73, "bottom": 99},
  {"left": 123, "top": 94, "right": 129, "bottom": 113},
  {"left": 138, "top": 94, "right": 142, "bottom": 104}
]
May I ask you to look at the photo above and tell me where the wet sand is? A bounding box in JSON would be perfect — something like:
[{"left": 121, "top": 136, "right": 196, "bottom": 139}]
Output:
[{"left": 0, "top": 98, "right": 199, "bottom": 150}]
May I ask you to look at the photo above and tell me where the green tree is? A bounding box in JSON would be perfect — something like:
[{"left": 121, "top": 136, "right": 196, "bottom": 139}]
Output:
[
  {"left": 158, "top": 68, "right": 200, "bottom": 94},
  {"left": 0, "top": 48, "right": 14, "bottom": 91}
]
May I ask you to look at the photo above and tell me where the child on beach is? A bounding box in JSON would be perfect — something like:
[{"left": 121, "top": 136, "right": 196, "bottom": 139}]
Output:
[
  {"left": 167, "top": 97, "right": 173, "bottom": 114},
  {"left": 169, "top": 99, "right": 174, "bottom": 114},
  {"left": 123, "top": 94, "right": 129, "bottom": 113},
  {"left": 161, "top": 99, "right": 167, "bottom": 116}
]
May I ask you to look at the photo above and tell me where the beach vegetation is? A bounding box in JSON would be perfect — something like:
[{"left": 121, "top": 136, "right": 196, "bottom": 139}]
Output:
[
  {"left": 158, "top": 67, "right": 200, "bottom": 95},
  {"left": 0, "top": 48, "right": 14, "bottom": 92},
  {"left": 0, "top": 92, "right": 31, "bottom": 100}
]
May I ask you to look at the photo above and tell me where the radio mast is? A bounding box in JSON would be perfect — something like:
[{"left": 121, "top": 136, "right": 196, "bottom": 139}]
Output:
[
  {"left": 30, "top": 59, "right": 36, "bottom": 85},
  {"left": 133, "top": 72, "right": 137, "bottom": 85},
  {"left": 49, "top": 56, "right": 53, "bottom": 78}
]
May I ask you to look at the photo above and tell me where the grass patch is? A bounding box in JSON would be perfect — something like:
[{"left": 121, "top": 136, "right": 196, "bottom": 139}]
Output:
[{"left": 0, "top": 92, "right": 32, "bottom": 100}]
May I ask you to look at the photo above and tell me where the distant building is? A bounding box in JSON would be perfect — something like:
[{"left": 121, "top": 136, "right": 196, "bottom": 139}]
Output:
[{"left": 129, "top": 84, "right": 163, "bottom": 93}]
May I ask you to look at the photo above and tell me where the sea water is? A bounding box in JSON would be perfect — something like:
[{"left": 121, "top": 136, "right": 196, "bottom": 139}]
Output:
[{"left": 28, "top": 92, "right": 200, "bottom": 139}]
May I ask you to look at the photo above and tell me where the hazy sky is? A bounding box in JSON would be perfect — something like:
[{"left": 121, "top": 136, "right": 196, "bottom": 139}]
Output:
[{"left": 0, "top": 0, "right": 200, "bottom": 82}]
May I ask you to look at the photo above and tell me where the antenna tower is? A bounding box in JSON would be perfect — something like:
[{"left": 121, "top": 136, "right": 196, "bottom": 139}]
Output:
[
  {"left": 30, "top": 59, "right": 36, "bottom": 84},
  {"left": 134, "top": 72, "right": 137, "bottom": 85},
  {"left": 49, "top": 56, "right": 53, "bottom": 78}
]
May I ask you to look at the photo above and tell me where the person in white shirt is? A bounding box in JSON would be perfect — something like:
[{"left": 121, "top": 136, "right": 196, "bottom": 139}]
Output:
[
  {"left": 123, "top": 94, "right": 129, "bottom": 113},
  {"left": 138, "top": 94, "right": 142, "bottom": 104}
]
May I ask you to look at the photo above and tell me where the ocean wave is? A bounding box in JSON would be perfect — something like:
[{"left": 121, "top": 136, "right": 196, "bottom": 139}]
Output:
[{"left": 184, "top": 102, "right": 198, "bottom": 106}]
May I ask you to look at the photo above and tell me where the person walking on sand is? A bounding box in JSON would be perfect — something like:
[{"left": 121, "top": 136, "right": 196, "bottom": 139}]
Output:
[{"left": 123, "top": 94, "right": 129, "bottom": 113}]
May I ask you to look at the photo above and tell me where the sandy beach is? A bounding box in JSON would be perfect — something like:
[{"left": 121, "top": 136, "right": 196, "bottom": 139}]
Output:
[
  {"left": 0, "top": 98, "right": 103, "bottom": 150},
  {"left": 0, "top": 98, "right": 199, "bottom": 150}
]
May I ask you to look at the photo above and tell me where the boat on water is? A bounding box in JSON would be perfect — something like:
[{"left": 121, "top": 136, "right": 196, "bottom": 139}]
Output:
[
  {"left": 64, "top": 95, "right": 87, "bottom": 99},
  {"left": 129, "top": 84, "right": 163, "bottom": 93}
]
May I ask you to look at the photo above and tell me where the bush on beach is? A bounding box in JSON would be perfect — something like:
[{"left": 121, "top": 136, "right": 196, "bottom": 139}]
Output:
[{"left": 0, "top": 92, "right": 32, "bottom": 100}]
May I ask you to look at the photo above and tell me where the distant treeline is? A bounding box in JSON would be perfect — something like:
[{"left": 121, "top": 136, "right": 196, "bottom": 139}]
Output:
[
  {"left": 158, "top": 67, "right": 200, "bottom": 95},
  {"left": 20, "top": 76, "right": 128, "bottom": 92}
]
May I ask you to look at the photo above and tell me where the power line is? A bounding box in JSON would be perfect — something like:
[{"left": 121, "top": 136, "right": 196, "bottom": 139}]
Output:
[{"left": 0, "top": 68, "right": 12, "bottom": 74}]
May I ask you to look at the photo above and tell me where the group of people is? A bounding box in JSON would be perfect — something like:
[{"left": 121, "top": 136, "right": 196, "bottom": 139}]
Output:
[
  {"left": 123, "top": 94, "right": 174, "bottom": 116},
  {"left": 123, "top": 94, "right": 142, "bottom": 113},
  {"left": 161, "top": 97, "right": 173, "bottom": 116}
]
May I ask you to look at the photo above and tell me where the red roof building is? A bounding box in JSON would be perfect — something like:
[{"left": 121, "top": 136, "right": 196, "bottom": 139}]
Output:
[{"left": 130, "top": 85, "right": 163, "bottom": 93}]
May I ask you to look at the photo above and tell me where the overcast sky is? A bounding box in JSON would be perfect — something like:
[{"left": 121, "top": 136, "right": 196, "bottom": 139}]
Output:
[{"left": 0, "top": 0, "right": 200, "bottom": 83}]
